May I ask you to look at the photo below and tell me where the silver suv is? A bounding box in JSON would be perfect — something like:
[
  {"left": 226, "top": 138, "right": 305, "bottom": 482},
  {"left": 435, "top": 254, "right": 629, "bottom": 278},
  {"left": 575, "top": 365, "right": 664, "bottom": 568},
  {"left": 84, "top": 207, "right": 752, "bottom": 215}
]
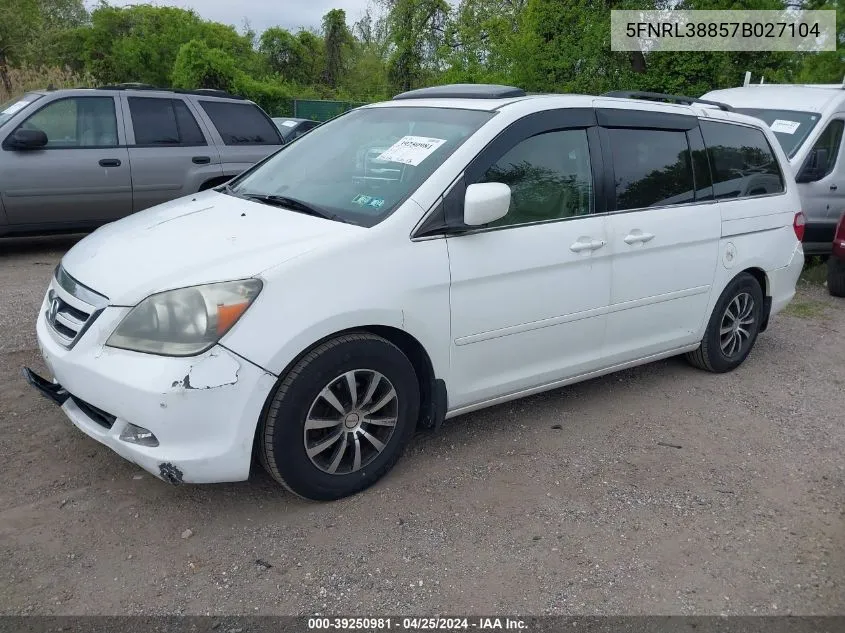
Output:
[{"left": 0, "top": 85, "right": 283, "bottom": 237}]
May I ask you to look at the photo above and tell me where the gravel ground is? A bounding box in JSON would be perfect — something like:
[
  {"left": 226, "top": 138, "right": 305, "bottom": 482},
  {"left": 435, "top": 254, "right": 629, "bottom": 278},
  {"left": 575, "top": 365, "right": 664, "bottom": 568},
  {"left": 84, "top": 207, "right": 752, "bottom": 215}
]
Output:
[{"left": 1, "top": 237, "right": 843, "bottom": 616}]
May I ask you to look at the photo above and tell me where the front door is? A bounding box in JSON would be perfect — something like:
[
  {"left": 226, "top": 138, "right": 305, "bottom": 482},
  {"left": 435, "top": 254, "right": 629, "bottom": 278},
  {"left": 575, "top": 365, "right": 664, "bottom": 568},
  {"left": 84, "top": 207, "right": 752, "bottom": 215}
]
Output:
[
  {"left": 800, "top": 118, "right": 845, "bottom": 243},
  {"left": 446, "top": 116, "right": 612, "bottom": 410},
  {"left": 1, "top": 95, "right": 131, "bottom": 227}
]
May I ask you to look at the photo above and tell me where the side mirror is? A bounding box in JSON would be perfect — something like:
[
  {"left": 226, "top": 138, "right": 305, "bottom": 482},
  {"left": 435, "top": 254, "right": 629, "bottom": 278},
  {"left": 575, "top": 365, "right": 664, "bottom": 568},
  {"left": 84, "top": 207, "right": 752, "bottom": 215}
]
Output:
[
  {"left": 8, "top": 128, "right": 48, "bottom": 150},
  {"left": 797, "top": 147, "right": 829, "bottom": 183},
  {"left": 464, "top": 182, "right": 511, "bottom": 226}
]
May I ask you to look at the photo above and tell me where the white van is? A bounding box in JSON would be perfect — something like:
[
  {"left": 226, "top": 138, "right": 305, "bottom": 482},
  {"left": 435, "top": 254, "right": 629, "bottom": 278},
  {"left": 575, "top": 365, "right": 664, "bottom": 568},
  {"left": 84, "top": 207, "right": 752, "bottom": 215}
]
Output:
[
  {"left": 702, "top": 78, "right": 845, "bottom": 255},
  {"left": 25, "top": 86, "right": 804, "bottom": 500}
]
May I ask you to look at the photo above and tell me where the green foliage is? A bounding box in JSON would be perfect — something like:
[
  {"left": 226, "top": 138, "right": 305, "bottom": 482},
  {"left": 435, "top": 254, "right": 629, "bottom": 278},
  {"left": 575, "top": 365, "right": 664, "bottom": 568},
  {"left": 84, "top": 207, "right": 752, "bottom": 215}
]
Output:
[
  {"left": 2, "top": 0, "right": 844, "bottom": 113},
  {"left": 322, "top": 9, "right": 354, "bottom": 88},
  {"left": 171, "top": 39, "right": 238, "bottom": 91}
]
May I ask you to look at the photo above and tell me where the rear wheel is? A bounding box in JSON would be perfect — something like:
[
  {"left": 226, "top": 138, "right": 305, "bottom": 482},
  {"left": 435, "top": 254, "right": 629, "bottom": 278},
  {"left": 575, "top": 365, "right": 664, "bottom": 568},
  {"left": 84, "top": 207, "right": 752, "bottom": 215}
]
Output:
[
  {"left": 828, "top": 257, "right": 845, "bottom": 297},
  {"left": 259, "top": 333, "right": 419, "bottom": 501},
  {"left": 686, "top": 273, "right": 764, "bottom": 373}
]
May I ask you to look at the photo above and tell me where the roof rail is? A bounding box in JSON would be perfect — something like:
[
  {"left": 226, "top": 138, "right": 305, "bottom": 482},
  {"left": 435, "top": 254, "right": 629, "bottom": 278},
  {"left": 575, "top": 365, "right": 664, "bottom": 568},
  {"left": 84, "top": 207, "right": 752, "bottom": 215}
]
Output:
[
  {"left": 95, "top": 84, "right": 246, "bottom": 100},
  {"left": 393, "top": 84, "right": 526, "bottom": 100},
  {"left": 601, "top": 90, "right": 733, "bottom": 112}
]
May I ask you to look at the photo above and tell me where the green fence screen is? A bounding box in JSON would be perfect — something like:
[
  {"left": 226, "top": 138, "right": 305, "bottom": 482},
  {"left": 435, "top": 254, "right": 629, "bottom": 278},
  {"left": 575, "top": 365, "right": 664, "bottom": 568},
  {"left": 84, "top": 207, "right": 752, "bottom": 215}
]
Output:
[{"left": 293, "top": 99, "right": 368, "bottom": 121}]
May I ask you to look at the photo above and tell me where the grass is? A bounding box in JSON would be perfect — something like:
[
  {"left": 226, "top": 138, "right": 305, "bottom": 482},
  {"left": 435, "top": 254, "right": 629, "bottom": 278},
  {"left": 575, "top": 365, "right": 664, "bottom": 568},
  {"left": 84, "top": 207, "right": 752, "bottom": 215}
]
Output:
[
  {"left": 1, "top": 66, "right": 94, "bottom": 102},
  {"left": 784, "top": 298, "right": 828, "bottom": 319},
  {"left": 799, "top": 255, "right": 828, "bottom": 286}
]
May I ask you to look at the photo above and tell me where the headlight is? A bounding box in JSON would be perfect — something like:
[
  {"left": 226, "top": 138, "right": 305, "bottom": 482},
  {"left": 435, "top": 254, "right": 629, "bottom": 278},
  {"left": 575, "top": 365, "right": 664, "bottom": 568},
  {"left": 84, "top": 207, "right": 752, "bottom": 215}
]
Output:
[{"left": 106, "top": 279, "right": 262, "bottom": 356}]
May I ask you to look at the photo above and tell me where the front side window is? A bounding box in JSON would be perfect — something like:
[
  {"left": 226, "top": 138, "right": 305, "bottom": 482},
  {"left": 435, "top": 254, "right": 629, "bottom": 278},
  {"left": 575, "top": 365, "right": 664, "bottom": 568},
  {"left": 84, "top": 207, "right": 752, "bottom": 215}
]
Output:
[
  {"left": 128, "top": 97, "right": 206, "bottom": 146},
  {"left": 17, "top": 97, "right": 117, "bottom": 148},
  {"left": 734, "top": 108, "right": 819, "bottom": 158},
  {"left": 608, "top": 128, "right": 695, "bottom": 211},
  {"left": 229, "top": 107, "right": 492, "bottom": 227},
  {"left": 700, "top": 120, "right": 785, "bottom": 199},
  {"left": 200, "top": 101, "right": 282, "bottom": 145},
  {"left": 479, "top": 129, "right": 593, "bottom": 228},
  {"left": 807, "top": 119, "right": 844, "bottom": 178}
]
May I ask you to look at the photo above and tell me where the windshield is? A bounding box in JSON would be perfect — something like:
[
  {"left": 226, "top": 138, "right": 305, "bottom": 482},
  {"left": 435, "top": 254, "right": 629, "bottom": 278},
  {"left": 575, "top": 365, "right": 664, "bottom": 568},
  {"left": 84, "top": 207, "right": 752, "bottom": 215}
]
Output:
[
  {"left": 0, "top": 93, "right": 42, "bottom": 127},
  {"left": 231, "top": 107, "right": 494, "bottom": 227},
  {"left": 734, "top": 108, "right": 820, "bottom": 158}
]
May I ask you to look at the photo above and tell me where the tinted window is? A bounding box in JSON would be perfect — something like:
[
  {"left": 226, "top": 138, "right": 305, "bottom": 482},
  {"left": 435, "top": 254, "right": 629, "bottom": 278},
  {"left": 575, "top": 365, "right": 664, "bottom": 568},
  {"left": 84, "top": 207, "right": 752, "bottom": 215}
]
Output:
[
  {"left": 608, "top": 128, "right": 695, "bottom": 211},
  {"left": 128, "top": 98, "right": 206, "bottom": 146},
  {"left": 174, "top": 101, "right": 206, "bottom": 145},
  {"left": 479, "top": 129, "right": 593, "bottom": 227},
  {"left": 700, "top": 121, "right": 785, "bottom": 199},
  {"left": 18, "top": 97, "right": 117, "bottom": 148},
  {"left": 200, "top": 101, "right": 281, "bottom": 145},
  {"left": 808, "top": 119, "right": 844, "bottom": 178},
  {"left": 734, "top": 108, "right": 819, "bottom": 158}
]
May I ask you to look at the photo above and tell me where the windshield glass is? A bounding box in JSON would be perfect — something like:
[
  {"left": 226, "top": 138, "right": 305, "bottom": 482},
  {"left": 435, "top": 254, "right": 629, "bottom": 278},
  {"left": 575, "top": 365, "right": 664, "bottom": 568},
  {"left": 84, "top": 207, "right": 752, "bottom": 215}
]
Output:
[
  {"left": 0, "top": 93, "right": 42, "bottom": 127},
  {"left": 734, "top": 108, "right": 820, "bottom": 158},
  {"left": 231, "top": 107, "right": 493, "bottom": 227}
]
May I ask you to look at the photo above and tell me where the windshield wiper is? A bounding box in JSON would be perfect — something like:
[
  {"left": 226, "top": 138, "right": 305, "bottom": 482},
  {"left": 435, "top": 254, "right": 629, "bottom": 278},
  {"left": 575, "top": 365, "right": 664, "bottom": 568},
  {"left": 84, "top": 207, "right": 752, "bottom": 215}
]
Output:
[{"left": 240, "top": 193, "right": 349, "bottom": 223}]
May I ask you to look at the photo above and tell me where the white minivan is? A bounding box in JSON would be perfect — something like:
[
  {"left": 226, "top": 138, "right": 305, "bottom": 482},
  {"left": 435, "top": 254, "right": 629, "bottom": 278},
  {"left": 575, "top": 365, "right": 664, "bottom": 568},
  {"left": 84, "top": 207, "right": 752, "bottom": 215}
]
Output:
[
  {"left": 26, "top": 85, "right": 805, "bottom": 500},
  {"left": 702, "top": 80, "right": 845, "bottom": 255}
]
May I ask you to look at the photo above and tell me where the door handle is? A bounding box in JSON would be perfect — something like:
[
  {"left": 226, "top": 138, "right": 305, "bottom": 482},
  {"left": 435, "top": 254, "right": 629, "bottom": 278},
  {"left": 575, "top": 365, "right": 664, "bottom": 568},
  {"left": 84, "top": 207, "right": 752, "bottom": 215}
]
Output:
[
  {"left": 570, "top": 239, "right": 606, "bottom": 253},
  {"left": 98, "top": 158, "right": 121, "bottom": 167},
  {"left": 830, "top": 185, "right": 838, "bottom": 191},
  {"left": 623, "top": 232, "right": 655, "bottom": 245},
  {"left": 192, "top": 156, "right": 211, "bottom": 164}
]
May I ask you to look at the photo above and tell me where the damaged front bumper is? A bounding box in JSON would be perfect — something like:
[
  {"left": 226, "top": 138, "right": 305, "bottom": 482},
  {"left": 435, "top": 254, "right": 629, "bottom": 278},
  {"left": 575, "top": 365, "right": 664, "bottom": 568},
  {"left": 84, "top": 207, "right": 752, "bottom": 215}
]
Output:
[{"left": 30, "top": 302, "right": 277, "bottom": 484}]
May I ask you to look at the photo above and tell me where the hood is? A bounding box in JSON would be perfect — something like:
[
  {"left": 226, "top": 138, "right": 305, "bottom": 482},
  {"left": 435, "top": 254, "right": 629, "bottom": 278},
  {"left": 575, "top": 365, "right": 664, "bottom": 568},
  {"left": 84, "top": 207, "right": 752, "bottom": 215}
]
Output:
[{"left": 61, "top": 190, "right": 362, "bottom": 305}]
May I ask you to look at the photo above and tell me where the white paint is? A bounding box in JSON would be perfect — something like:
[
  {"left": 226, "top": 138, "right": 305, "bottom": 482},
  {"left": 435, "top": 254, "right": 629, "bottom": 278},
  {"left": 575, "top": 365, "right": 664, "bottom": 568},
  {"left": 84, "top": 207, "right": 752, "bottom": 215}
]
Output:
[
  {"left": 34, "top": 92, "right": 804, "bottom": 487},
  {"left": 376, "top": 136, "right": 446, "bottom": 166},
  {"left": 770, "top": 119, "right": 801, "bottom": 135},
  {"left": 279, "top": 120, "right": 297, "bottom": 128}
]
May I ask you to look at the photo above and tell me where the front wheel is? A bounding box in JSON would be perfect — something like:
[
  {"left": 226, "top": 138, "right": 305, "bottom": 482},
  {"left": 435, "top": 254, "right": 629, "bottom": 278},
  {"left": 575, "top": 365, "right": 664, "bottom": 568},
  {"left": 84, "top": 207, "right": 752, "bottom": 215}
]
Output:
[
  {"left": 259, "top": 333, "right": 420, "bottom": 501},
  {"left": 686, "top": 272, "right": 764, "bottom": 373}
]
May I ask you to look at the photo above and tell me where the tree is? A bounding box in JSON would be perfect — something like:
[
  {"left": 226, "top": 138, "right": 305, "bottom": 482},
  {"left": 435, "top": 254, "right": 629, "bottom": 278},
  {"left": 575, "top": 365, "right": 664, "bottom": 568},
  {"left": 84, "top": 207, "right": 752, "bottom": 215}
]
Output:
[
  {"left": 0, "top": 0, "right": 87, "bottom": 94},
  {"left": 260, "top": 27, "right": 310, "bottom": 83},
  {"left": 322, "top": 9, "right": 354, "bottom": 88},
  {"left": 385, "top": 0, "right": 450, "bottom": 92}
]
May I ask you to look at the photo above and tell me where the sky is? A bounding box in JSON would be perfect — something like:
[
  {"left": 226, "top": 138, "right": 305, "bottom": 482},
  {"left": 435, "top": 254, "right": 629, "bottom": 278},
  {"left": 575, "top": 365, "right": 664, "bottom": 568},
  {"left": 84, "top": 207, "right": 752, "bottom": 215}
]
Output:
[{"left": 98, "top": 0, "right": 374, "bottom": 34}]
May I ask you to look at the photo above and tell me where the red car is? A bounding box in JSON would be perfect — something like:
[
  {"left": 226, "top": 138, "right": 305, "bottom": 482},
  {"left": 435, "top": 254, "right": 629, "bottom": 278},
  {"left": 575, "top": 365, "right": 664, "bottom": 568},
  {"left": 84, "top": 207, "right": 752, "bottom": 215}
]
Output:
[{"left": 829, "top": 211, "right": 845, "bottom": 297}]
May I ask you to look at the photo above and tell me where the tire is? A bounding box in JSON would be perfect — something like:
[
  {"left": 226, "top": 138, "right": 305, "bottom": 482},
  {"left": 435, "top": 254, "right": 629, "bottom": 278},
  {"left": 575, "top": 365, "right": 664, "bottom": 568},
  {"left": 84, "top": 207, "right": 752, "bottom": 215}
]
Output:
[
  {"left": 686, "top": 272, "right": 764, "bottom": 373},
  {"left": 259, "top": 332, "right": 420, "bottom": 501},
  {"left": 828, "top": 257, "right": 845, "bottom": 297}
]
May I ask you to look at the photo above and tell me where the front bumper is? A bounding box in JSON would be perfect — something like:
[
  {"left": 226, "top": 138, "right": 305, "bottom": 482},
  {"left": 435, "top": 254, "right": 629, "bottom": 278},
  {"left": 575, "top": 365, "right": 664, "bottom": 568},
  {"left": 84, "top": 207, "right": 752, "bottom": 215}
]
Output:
[{"left": 30, "top": 298, "right": 277, "bottom": 484}]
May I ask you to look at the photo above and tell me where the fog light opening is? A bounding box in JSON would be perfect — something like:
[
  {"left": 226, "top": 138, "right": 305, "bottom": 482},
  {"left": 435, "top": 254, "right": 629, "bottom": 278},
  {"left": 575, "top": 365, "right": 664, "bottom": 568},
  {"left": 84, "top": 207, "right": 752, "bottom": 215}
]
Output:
[{"left": 120, "top": 423, "right": 159, "bottom": 447}]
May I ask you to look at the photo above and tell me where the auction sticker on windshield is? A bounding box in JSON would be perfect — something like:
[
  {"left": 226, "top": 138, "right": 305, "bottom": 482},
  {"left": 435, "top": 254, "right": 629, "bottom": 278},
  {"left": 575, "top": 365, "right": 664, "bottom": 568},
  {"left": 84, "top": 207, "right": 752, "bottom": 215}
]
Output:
[
  {"left": 377, "top": 136, "right": 446, "bottom": 166},
  {"left": 770, "top": 119, "right": 801, "bottom": 135}
]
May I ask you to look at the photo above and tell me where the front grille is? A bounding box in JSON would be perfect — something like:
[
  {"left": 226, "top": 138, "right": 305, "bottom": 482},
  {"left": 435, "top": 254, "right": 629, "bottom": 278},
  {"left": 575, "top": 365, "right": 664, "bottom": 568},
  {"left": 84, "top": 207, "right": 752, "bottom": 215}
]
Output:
[
  {"left": 70, "top": 396, "right": 116, "bottom": 429},
  {"left": 45, "top": 265, "right": 109, "bottom": 348}
]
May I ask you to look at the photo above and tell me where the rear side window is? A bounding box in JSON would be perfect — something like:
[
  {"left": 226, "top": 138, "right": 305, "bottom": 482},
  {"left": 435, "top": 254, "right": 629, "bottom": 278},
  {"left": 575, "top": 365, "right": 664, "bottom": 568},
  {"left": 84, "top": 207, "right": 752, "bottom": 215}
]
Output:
[
  {"left": 607, "top": 128, "right": 695, "bottom": 210},
  {"left": 700, "top": 121, "right": 785, "bottom": 199},
  {"left": 128, "top": 98, "right": 206, "bottom": 146},
  {"left": 199, "top": 101, "right": 282, "bottom": 145}
]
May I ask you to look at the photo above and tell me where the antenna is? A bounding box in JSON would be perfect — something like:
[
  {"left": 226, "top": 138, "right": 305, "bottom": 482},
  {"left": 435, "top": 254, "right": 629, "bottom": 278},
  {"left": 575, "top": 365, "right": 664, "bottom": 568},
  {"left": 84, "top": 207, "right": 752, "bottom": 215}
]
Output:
[{"left": 744, "top": 71, "right": 751, "bottom": 87}]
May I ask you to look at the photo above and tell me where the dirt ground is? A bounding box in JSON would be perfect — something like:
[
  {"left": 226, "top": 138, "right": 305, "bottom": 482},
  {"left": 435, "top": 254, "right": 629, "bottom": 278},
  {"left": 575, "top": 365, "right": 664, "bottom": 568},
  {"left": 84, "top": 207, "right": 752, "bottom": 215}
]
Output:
[{"left": 1, "top": 236, "right": 843, "bottom": 616}]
